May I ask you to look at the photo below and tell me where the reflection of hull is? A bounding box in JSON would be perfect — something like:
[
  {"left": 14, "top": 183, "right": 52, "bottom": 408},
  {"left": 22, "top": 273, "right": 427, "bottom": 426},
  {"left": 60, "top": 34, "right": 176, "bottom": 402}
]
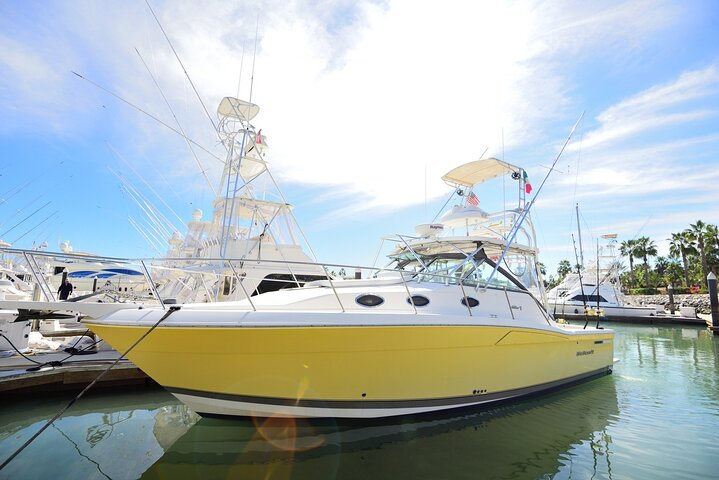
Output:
[
  {"left": 0, "top": 387, "right": 174, "bottom": 440},
  {"left": 0, "top": 388, "right": 197, "bottom": 480},
  {"left": 86, "top": 318, "right": 614, "bottom": 418},
  {"left": 143, "top": 378, "right": 619, "bottom": 479}
]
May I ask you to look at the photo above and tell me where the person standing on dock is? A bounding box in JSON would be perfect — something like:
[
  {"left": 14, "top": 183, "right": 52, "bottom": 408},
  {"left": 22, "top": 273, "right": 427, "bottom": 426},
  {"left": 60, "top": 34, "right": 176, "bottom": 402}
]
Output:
[{"left": 58, "top": 279, "right": 73, "bottom": 300}]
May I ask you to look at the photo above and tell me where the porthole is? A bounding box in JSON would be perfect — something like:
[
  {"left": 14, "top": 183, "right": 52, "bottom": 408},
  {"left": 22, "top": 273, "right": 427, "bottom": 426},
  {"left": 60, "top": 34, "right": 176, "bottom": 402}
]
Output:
[
  {"left": 356, "top": 294, "right": 384, "bottom": 307},
  {"left": 407, "top": 295, "right": 430, "bottom": 307},
  {"left": 461, "top": 297, "right": 479, "bottom": 308}
]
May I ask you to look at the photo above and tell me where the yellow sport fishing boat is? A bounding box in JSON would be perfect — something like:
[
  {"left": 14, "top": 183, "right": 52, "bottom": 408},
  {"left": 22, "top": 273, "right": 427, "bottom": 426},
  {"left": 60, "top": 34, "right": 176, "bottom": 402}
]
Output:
[{"left": 81, "top": 157, "right": 614, "bottom": 419}]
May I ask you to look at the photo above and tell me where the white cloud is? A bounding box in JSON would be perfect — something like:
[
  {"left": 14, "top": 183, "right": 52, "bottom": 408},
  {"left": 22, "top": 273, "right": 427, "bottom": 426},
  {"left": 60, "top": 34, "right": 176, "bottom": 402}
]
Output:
[{"left": 575, "top": 65, "right": 719, "bottom": 150}]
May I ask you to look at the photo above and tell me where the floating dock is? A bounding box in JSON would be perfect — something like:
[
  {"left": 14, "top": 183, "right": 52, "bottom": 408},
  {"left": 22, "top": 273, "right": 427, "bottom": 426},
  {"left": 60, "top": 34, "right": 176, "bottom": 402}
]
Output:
[
  {"left": 555, "top": 312, "right": 706, "bottom": 326},
  {"left": 0, "top": 353, "right": 153, "bottom": 394}
]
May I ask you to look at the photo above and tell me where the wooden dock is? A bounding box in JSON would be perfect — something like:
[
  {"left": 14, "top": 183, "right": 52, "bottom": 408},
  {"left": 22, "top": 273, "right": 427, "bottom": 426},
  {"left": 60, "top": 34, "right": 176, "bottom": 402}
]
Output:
[{"left": 0, "top": 356, "right": 153, "bottom": 394}]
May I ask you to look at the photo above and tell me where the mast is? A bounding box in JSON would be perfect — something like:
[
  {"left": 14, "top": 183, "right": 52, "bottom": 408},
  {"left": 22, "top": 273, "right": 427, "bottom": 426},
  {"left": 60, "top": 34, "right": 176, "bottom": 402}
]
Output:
[{"left": 576, "top": 203, "right": 584, "bottom": 267}]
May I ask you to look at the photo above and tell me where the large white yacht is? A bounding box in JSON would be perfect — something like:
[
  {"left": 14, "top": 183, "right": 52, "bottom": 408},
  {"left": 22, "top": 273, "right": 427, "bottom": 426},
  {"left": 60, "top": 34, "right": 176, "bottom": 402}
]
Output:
[{"left": 152, "top": 96, "right": 326, "bottom": 303}]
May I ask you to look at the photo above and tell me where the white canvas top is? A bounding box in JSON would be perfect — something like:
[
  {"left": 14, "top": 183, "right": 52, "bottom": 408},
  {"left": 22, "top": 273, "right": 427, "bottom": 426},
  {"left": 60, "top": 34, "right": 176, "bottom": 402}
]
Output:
[
  {"left": 217, "top": 97, "right": 260, "bottom": 121},
  {"left": 441, "top": 158, "right": 521, "bottom": 188}
]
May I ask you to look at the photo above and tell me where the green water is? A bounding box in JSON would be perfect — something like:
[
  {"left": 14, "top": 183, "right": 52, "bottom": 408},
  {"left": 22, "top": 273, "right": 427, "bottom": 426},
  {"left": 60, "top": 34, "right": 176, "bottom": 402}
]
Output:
[{"left": 1, "top": 323, "right": 718, "bottom": 479}]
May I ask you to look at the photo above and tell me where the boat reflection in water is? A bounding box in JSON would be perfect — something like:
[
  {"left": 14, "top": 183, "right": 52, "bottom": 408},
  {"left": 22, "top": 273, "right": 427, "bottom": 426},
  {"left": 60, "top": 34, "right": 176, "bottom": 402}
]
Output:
[
  {"left": 0, "top": 388, "right": 198, "bottom": 480},
  {"left": 143, "top": 378, "right": 619, "bottom": 479}
]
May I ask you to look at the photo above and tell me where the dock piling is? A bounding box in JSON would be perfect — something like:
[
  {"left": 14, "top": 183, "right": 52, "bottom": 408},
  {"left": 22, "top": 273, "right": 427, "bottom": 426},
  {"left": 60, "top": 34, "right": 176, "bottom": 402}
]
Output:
[
  {"left": 708, "top": 272, "right": 719, "bottom": 335},
  {"left": 668, "top": 283, "right": 675, "bottom": 315}
]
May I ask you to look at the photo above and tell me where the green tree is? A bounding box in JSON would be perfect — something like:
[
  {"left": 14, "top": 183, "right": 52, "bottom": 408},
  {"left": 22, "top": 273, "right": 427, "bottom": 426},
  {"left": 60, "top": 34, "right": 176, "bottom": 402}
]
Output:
[
  {"left": 663, "top": 260, "right": 684, "bottom": 287},
  {"left": 669, "top": 231, "right": 697, "bottom": 287},
  {"left": 557, "top": 260, "right": 572, "bottom": 281},
  {"left": 633, "top": 236, "right": 657, "bottom": 288},
  {"left": 619, "top": 239, "right": 638, "bottom": 288},
  {"left": 689, "top": 221, "right": 711, "bottom": 286}
]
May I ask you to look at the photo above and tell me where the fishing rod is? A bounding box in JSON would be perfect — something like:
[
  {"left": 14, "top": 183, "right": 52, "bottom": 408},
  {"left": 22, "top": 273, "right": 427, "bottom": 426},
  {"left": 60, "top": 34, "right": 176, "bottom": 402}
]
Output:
[
  {"left": 134, "top": 47, "right": 216, "bottom": 196},
  {"left": 484, "top": 112, "right": 585, "bottom": 289},
  {"left": 572, "top": 233, "right": 590, "bottom": 329},
  {"left": 11, "top": 210, "right": 60, "bottom": 245},
  {"left": 71, "top": 71, "right": 224, "bottom": 165},
  {"left": 106, "top": 145, "right": 187, "bottom": 228},
  {"left": 0, "top": 201, "right": 52, "bottom": 238},
  {"left": 144, "top": 0, "right": 218, "bottom": 133},
  {"left": 0, "top": 181, "right": 32, "bottom": 207},
  {"left": 117, "top": 180, "right": 175, "bottom": 242}
]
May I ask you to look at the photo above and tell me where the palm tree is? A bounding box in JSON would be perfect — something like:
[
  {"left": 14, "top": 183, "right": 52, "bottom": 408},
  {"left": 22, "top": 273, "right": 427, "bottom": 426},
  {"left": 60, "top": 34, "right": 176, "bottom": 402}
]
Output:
[
  {"left": 633, "top": 236, "right": 657, "bottom": 288},
  {"left": 689, "top": 221, "right": 710, "bottom": 286},
  {"left": 557, "top": 260, "right": 572, "bottom": 281},
  {"left": 669, "top": 231, "right": 697, "bottom": 287},
  {"left": 619, "top": 239, "right": 637, "bottom": 288}
]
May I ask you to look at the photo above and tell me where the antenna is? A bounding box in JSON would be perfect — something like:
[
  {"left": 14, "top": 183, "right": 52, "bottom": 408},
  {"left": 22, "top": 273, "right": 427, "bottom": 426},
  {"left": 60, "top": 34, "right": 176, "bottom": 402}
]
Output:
[
  {"left": 248, "top": 16, "right": 259, "bottom": 104},
  {"left": 236, "top": 41, "right": 246, "bottom": 99}
]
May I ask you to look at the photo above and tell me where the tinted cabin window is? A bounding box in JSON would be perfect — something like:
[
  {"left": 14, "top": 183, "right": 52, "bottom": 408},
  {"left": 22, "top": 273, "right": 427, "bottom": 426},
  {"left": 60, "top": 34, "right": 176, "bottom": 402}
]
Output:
[
  {"left": 252, "top": 274, "right": 327, "bottom": 296},
  {"left": 407, "top": 295, "right": 430, "bottom": 307},
  {"left": 570, "top": 294, "right": 608, "bottom": 303},
  {"left": 461, "top": 297, "right": 479, "bottom": 307},
  {"left": 356, "top": 294, "right": 384, "bottom": 307}
]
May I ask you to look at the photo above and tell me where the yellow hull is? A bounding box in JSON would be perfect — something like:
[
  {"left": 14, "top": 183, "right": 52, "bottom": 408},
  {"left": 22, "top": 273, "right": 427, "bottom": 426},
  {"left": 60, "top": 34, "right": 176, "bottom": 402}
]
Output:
[{"left": 85, "top": 322, "right": 613, "bottom": 418}]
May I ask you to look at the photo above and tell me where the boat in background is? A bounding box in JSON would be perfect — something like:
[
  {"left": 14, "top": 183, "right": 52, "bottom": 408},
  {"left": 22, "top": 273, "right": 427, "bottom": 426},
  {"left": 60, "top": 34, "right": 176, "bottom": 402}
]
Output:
[
  {"left": 547, "top": 233, "right": 698, "bottom": 322},
  {"left": 152, "top": 96, "right": 326, "bottom": 304}
]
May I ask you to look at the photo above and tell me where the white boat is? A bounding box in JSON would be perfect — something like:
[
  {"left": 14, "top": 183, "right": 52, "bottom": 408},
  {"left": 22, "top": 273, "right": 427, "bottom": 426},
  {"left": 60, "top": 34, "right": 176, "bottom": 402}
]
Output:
[
  {"left": 69, "top": 158, "right": 615, "bottom": 419},
  {"left": 151, "top": 96, "right": 326, "bottom": 303},
  {"left": 547, "top": 234, "right": 665, "bottom": 320}
]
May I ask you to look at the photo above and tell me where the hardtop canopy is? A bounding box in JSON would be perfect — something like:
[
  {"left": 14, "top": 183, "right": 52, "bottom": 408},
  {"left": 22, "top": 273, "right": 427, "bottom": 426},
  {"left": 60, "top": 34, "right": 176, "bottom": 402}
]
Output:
[{"left": 441, "top": 158, "right": 522, "bottom": 188}]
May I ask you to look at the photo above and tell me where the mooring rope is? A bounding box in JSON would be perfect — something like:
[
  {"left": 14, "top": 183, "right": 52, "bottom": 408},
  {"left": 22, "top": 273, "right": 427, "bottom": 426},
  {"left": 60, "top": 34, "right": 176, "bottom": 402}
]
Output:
[{"left": 0, "top": 306, "right": 181, "bottom": 471}]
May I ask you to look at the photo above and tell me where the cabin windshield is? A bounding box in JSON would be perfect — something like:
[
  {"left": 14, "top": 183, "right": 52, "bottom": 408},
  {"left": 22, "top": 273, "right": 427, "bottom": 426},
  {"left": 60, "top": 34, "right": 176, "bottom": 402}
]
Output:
[{"left": 391, "top": 251, "right": 527, "bottom": 292}]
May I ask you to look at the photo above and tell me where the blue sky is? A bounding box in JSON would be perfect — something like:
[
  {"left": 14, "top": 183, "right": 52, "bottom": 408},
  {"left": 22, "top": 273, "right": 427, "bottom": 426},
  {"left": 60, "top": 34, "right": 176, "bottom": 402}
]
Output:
[{"left": 1, "top": 0, "right": 718, "bottom": 279}]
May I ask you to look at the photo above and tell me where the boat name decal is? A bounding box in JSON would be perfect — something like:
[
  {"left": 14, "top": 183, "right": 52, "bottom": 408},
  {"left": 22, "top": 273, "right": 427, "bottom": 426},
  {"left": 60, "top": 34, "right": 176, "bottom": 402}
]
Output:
[{"left": 576, "top": 349, "right": 594, "bottom": 356}]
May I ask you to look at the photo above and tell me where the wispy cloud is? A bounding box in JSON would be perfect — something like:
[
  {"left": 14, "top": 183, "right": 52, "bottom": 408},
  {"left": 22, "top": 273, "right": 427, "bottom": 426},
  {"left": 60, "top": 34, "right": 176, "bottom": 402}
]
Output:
[{"left": 575, "top": 65, "right": 719, "bottom": 150}]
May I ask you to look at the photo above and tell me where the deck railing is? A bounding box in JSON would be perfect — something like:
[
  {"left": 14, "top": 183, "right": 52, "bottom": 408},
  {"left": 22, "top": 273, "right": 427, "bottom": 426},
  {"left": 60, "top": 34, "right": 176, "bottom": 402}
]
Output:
[{"left": 0, "top": 247, "right": 541, "bottom": 318}]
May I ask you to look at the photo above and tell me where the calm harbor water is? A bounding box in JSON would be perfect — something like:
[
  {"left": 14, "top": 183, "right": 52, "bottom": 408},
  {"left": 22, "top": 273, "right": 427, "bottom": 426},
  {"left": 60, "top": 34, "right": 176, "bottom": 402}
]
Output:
[{"left": 1, "top": 323, "right": 718, "bottom": 480}]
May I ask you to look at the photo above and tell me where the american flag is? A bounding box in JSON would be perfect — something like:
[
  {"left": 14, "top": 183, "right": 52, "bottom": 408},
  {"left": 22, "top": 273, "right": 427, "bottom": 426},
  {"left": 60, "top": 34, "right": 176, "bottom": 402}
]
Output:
[
  {"left": 255, "top": 129, "right": 263, "bottom": 145},
  {"left": 467, "top": 191, "right": 479, "bottom": 206}
]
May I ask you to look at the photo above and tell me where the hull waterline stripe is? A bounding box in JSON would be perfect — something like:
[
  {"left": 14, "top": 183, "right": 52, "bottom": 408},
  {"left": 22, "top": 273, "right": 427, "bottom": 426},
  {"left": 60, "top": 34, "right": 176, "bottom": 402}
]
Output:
[{"left": 166, "top": 366, "right": 611, "bottom": 411}]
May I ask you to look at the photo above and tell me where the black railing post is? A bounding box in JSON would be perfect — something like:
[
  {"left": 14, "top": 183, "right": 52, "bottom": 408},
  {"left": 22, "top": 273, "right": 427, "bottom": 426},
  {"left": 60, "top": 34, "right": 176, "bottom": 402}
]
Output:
[{"left": 708, "top": 272, "right": 719, "bottom": 335}]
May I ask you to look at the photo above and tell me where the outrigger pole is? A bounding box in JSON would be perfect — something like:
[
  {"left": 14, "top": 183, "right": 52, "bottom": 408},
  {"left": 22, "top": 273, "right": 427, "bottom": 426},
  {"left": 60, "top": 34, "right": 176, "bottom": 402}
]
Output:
[{"left": 483, "top": 112, "right": 585, "bottom": 289}]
